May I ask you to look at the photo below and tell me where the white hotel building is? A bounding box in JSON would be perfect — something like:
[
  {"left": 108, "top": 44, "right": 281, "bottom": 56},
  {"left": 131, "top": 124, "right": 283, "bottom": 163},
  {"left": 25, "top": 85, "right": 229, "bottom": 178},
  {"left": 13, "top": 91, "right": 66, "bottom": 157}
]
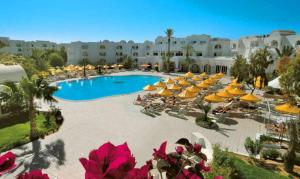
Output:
[{"left": 1, "top": 30, "right": 300, "bottom": 75}]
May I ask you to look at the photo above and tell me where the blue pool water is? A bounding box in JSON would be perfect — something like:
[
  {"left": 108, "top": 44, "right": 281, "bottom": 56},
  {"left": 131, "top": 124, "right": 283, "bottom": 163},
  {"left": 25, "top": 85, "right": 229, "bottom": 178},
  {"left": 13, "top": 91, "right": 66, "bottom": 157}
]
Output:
[{"left": 54, "top": 75, "right": 161, "bottom": 100}]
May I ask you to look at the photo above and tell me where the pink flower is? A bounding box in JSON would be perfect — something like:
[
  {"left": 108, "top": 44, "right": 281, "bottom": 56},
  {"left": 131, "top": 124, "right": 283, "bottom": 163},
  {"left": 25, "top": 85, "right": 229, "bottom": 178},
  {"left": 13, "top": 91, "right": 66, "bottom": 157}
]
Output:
[
  {"left": 213, "top": 176, "right": 224, "bottom": 179},
  {"left": 175, "top": 146, "right": 184, "bottom": 155},
  {"left": 196, "top": 160, "right": 211, "bottom": 172},
  {"left": 17, "top": 170, "right": 49, "bottom": 179},
  {"left": 153, "top": 141, "right": 167, "bottom": 160},
  {"left": 79, "top": 142, "right": 136, "bottom": 179},
  {"left": 125, "top": 164, "right": 150, "bottom": 179},
  {"left": 175, "top": 169, "right": 201, "bottom": 179},
  {"left": 0, "top": 151, "right": 16, "bottom": 176},
  {"left": 193, "top": 144, "right": 202, "bottom": 153}
]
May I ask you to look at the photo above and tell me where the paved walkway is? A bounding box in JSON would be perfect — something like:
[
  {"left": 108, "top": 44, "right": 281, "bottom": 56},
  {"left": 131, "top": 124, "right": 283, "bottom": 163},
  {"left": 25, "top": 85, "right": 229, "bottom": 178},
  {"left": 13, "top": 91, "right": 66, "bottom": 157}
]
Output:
[{"left": 3, "top": 72, "right": 266, "bottom": 179}]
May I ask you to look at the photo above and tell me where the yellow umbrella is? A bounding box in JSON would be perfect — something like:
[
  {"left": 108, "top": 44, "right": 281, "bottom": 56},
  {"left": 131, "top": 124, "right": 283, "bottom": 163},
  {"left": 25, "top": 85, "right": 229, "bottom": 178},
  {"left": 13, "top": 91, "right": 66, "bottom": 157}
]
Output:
[
  {"left": 203, "top": 78, "right": 215, "bottom": 85},
  {"left": 216, "top": 72, "right": 224, "bottom": 78},
  {"left": 216, "top": 90, "right": 233, "bottom": 98},
  {"left": 154, "top": 81, "right": 166, "bottom": 88},
  {"left": 175, "top": 76, "right": 184, "bottom": 81},
  {"left": 55, "top": 69, "right": 63, "bottom": 74},
  {"left": 143, "top": 85, "right": 157, "bottom": 91},
  {"left": 154, "top": 64, "right": 160, "bottom": 67},
  {"left": 187, "top": 85, "right": 201, "bottom": 93},
  {"left": 185, "top": 71, "right": 194, "bottom": 78},
  {"left": 103, "top": 65, "right": 109, "bottom": 69},
  {"left": 178, "top": 79, "right": 190, "bottom": 86},
  {"left": 224, "top": 85, "right": 234, "bottom": 91},
  {"left": 157, "top": 87, "right": 173, "bottom": 97},
  {"left": 275, "top": 103, "right": 300, "bottom": 115},
  {"left": 200, "top": 72, "right": 208, "bottom": 77},
  {"left": 240, "top": 93, "right": 261, "bottom": 102},
  {"left": 168, "top": 84, "right": 182, "bottom": 91},
  {"left": 118, "top": 64, "right": 124, "bottom": 68},
  {"left": 230, "top": 81, "right": 242, "bottom": 88},
  {"left": 228, "top": 88, "right": 245, "bottom": 96},
  {"left": 196, "top": 82, "right": 210, "bottom": 89},
  {"left": 111, "top": 64, "right": 117, "bottom": 68},
  {"left": 164, "top": 78, "right": 174, "bottom": 84},
  {"left": 192, "top": 75, "right": 202, "bottom": 81},
  {"left": 204, "top": 93, "right": 225, "bottom": 103},
  {"left": 255, "top": 76, "right": 265, "bottom": 88},
  {"left": 178, "top": 90, "right": 197, "bottom": 99}
]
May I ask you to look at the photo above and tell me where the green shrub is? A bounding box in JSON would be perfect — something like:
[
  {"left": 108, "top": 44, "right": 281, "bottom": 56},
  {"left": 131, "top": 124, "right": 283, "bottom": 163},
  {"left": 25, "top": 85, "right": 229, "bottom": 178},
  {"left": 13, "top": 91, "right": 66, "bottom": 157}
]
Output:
[
  {"left": 244, "top": 137, "right": 261, "bottom": 155},
  {"left": 261, "top": 149, "right": 281, "bottom": 160},
  {"left": 206, "top": 145, "right": 235, "bottom": 179},
  {"left": 259, "top": 134, "right": 280, "bottom": 143},
  {"left": 48, "top": 52, "right": 64, "bottom": 67}
]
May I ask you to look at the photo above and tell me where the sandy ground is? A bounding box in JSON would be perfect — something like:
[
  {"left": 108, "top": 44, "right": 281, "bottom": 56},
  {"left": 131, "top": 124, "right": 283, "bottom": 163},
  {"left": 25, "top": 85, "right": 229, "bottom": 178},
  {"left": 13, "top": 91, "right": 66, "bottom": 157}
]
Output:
[{"left": 3, "top": 71, "right": 266, "bottom": 179}]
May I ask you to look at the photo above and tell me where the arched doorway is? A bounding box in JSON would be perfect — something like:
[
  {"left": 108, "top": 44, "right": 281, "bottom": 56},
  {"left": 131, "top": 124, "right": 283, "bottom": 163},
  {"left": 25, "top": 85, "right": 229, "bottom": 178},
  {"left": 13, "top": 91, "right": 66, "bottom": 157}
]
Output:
[
  {"left": 190, "top": 64, "right": 200, "bottom": 73},
  {"left": 203, "top": 64, "right": 211, "bottom": 74}
]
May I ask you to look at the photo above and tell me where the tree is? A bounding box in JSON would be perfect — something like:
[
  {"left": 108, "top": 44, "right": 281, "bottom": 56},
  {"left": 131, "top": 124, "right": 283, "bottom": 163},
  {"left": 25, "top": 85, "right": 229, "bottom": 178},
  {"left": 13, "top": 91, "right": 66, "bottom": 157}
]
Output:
[
  {"left": 279, "top": 53, "right": 300, "bottom": 173},
  {"left": 275, "top": 46, "right": 294, "bottom": 58},
  {"left": 248, "top": 48, "right": 273, "bottom": 91},
  {"left": 48, "top": 52, "right": 64, "bottom": 67},
  {"left": 181, "top": 58, "right": 195, "bottom": 72},
  {"left": 275, "top": 46, "right": 294, "bottom": 75},
  {"left": 230, "top": 55, "right": 249, "bottom": 82},
  {"left": 60, "top": 46, "right": 68, "bottom": 64},
  {"left": 122, "top": 55, "right": 133, "bottom": 69},
  {"left": 0, "top": 81, "right": 25, "bottom": 114},
  {"left": 197, "top": 101, "right": 212, "bottom": 123},
  {"left": 164, "top": 28, "right": 173, "bottom": 73},
  {"left": 20, "top": 77, "right": 58, "bottom": 139},
  {"left": 31, "top": 49, "right": 50, "bottom": 71}
]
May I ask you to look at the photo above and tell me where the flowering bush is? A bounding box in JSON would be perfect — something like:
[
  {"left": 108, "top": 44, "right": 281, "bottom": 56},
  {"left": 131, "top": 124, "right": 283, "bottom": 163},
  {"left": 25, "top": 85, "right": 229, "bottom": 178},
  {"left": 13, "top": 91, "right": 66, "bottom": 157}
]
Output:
[
  {"left": 0, "top": 151, "right": 16, "bottom": 176},
  {"left": 80, "top": 139, "right": 223, "bottom": 179},
  {"left": 17, "top": 170, "right": 49, "bottom": 179}
]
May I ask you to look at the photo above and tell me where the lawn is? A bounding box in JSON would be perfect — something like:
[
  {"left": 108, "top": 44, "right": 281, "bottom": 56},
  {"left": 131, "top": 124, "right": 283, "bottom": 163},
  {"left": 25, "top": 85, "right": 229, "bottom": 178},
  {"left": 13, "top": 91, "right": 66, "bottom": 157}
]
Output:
[{"left": 0, "top": 113, "right": 58, "bottom": 152}]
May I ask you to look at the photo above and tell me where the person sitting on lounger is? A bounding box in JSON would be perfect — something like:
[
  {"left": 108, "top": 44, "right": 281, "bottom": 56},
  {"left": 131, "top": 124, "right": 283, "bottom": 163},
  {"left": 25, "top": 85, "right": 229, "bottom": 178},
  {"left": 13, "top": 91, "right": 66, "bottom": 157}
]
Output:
[{"left": 134, "top": 94, "right": 143, "bottom": 105}]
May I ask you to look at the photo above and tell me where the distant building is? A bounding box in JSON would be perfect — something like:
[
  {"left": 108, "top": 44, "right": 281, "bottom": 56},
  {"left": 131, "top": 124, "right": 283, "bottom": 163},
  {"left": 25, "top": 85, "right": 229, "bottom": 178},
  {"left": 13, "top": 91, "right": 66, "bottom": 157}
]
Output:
[{"left": 1, "top": 30, "right": 299, "bottom": 75}]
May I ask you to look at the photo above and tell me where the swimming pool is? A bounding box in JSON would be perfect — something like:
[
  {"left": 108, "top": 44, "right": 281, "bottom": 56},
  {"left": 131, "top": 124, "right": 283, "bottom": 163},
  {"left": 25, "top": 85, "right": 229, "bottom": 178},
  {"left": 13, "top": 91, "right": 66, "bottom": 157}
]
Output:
[{"left": 54, "top": 75, "right": 161, "bottom": 100}]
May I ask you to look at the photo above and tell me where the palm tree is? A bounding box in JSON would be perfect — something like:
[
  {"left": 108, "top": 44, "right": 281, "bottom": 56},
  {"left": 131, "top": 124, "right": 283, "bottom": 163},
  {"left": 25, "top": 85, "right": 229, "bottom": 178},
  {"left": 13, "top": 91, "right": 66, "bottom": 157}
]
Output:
[
  {"left": 165, "top": 28, "right": 173, "bottom": 73},
  {"left": 275, "top": 46, "right": 294, "bottom": 58},
  {"left": 182, "top": 44, "right": 194, "bottom": 59},
  {"left": 20, "top": 77, "right": 58, "bottom": 139},
  {"left": 249, "top": 48, "right": 273, "bottom": 91},
  {"left": 0, "top": 81, "right": 25, "bottom": 114},
  {"left": 82, "top": 58, "right": 87, "bottom": 78},
  {"left": 181, "top": 58, "right": 196, "bottom": 72},
  {"left": 197, "top": 101, "right": 212, "bottom": 123},
  {"left": 230, "top": 55, "right": 249, "bottom": 82}
]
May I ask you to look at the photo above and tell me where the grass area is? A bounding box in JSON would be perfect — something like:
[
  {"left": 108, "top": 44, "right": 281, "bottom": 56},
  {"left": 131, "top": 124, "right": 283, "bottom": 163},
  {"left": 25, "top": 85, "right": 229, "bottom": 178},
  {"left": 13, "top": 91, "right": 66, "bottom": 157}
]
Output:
[
  {"left": 0, "top": 113, "right": 58, "bottom": 152},
  {"left": 232, "top": 153, "right": 300, "bottom": 179},
  {"left": 231, "top": 154, "right": 288, "bottom": 179}
]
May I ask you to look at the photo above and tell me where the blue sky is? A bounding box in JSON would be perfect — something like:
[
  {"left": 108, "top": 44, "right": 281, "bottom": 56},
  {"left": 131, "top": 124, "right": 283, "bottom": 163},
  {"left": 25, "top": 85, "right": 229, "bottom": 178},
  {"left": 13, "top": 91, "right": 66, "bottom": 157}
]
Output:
[{"left": 1, "top": 0, "right": 299, "bottom": 43}]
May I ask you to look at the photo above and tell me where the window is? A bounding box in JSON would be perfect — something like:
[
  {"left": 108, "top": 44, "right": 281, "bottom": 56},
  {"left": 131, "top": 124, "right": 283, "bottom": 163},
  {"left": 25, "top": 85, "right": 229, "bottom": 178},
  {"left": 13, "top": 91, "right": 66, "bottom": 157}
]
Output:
[
  {"left": 214, "top": 53, "right": 217, "bottom": 57},
  {"left": 132, "top": 45, "right": 138, "bottom": 50},
  {"left": 153, "top": 52, "right": 158, "bottom": 56},
  {"left": 146, "top": 52, "right": 150, "bottom": 56},
  {"left": 296, "top": 40, "right": 300, "bottom": 46},
  {"left": 17, "top": 48, "right": 22, "bottom": 52},
  {"left": 133, "top": 52, "right": 138, "bottom": 56},
  {"left": 31, "top": 44, "right": 34, "bottom": 47},
  {"left": 161, "top": 52, "right": 165, "bottom": 56},
  {"left": 99, "top": 45, "right": 106, "bottom": 49},
  {"left": 116, "top": 45, "right": 123, "bottom": 50},
  {"left": 146, "top": 45, "right": 151, "bottom": 50},
  {"left": 42, "top": 44, "right": 47, "bottom": 48},
  {"left": 82, "top": 51, "right": 88, "bottom": 57},
  {"left": 160, "top": 41, "right": 163, "bottom": 44},
  {"left": 196, "top": 52, "right": 202, "bottom": 56},
  {"left": 175, "top": 51, "right": 183, "bottom": 56},
  {"left": 99, "top": 52, "right": 106, "bottom": 56},
  {"left": 173, "top": 41, "right": 177, "bottom": 44},
  {"left": 192, "top": 41, "right": 197, "bottom": 44},
  {"left": 214, "top": 44, "right": 222, "bottom": 49},
  {"left": 81, "top": 44, "right": 88, "bottom": 49},
  {"left": 232, "top": 44, "right": 237, "bottom": 49},
  {"left": 200, "top": 41, "right": 206, "bottom": 45},
  {"left": 16, "top": 43, "right": 22, "bottom": 47},
  {"left": 116, "top": 52, "right": 123, "bottom": 56}
]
